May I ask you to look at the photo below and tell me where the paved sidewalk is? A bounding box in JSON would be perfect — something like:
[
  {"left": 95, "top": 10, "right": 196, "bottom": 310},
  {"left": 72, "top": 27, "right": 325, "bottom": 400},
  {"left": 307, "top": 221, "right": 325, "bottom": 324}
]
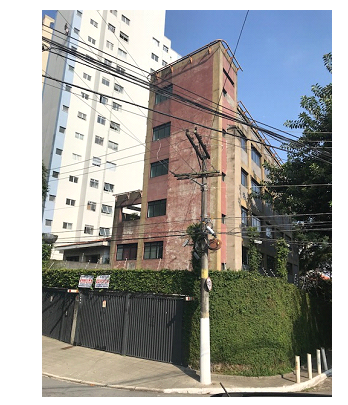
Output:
[{"left": 42, "top": 336, "right": 331, "bottom": 395}]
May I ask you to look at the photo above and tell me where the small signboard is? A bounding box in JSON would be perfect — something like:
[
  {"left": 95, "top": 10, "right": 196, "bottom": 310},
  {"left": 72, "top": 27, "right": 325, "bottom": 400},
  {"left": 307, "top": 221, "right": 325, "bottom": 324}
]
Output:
[
  {"left": 78, "top": 275, "right": 94, "bottom": 288},
  {"left": 95, "top": 275, "right": 110, "bottom": 289}
]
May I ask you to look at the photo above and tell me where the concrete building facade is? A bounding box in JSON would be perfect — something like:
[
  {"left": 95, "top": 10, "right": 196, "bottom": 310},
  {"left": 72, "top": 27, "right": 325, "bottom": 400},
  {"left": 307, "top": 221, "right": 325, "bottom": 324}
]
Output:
[
  {"left": 42, "top": 10, "right": 180, "bottom": 261},
  {"left": 109, "top": 40, "right": 299, "bottom": 282}
]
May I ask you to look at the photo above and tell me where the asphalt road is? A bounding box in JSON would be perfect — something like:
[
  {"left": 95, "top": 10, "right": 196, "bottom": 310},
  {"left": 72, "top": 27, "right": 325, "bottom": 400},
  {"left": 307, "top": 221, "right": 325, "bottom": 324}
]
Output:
[{"left": 42, "top": 375, "right": 332, "bottom": 397}]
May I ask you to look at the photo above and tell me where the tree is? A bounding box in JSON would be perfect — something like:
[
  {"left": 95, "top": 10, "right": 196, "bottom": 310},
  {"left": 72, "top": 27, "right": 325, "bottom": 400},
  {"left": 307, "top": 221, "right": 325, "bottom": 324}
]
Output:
[
  {"left": 42, "top": 161, "right": 49, "bottom": 204},
  {"left": 263, "top": 53, "right": 332, "bottom": 275},
  {"left": 247, "top": 227, "right": 263, "bottom": 272}
]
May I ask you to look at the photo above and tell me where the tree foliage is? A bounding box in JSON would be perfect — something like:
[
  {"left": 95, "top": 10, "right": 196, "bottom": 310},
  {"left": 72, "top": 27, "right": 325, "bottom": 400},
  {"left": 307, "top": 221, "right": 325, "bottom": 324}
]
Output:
[
  {"left": 263, "top": 53, "right": 332, "bottom": 274},
  {"left": 42, "top": 161, "right": 49, "bottom": 204}
]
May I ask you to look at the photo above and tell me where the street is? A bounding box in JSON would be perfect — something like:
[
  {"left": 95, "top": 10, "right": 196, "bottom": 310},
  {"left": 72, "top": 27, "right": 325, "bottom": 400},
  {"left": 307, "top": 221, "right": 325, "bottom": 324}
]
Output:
[{"left": 42, "top": 375, "right": 332, "bottom": 397}]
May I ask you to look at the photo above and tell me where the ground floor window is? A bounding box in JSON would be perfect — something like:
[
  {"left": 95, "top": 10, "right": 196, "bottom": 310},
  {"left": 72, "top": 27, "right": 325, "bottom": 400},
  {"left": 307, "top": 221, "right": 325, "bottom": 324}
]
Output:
[
  {"left": 116, "top": 243, "right": 137, "bottom": 260},
  {"left": 144, "top": 241, "right": 163, "bottom": 259}
]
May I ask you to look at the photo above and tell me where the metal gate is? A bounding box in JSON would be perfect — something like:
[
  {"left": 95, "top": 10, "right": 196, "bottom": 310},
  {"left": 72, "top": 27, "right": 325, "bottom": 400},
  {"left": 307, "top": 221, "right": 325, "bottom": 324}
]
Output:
[
  {"left": 74, "top": 290, "right": 185, "bottom": 365},
  {"left": 42, "top": 288, "right": 77, "bottom": 343}
]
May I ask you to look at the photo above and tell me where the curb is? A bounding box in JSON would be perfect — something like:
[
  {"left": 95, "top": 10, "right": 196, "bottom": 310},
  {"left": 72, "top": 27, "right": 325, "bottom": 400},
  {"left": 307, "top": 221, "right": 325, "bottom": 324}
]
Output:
[
  {"left": 163, "top": 369, "right": 332, "bottom": 394},
  {"left": 43, "top": 369, "right": 331, "bottom": 395}
]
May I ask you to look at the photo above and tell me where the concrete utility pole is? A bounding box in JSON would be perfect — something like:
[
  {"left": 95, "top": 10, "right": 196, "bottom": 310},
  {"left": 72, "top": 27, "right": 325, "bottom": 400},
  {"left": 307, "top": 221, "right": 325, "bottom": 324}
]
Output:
[{"left": 174, "top": 128, "right": 221, "bottom": 385}]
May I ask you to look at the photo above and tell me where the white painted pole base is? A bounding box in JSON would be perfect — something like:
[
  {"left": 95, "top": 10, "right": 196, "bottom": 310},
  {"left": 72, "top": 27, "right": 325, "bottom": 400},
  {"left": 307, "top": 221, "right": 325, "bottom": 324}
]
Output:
[
  {"left": 200, "top": 317, "right": 211, "bottom": 385},
  {"left": 295, "top": 355, "right": 300, "bottom": 383}
]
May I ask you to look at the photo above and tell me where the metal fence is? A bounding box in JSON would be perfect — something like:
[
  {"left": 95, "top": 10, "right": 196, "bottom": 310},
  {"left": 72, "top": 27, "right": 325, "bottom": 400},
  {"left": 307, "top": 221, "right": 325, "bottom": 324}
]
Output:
[{"left": 42, "top": 288, "right": 185, "bottom": 365}]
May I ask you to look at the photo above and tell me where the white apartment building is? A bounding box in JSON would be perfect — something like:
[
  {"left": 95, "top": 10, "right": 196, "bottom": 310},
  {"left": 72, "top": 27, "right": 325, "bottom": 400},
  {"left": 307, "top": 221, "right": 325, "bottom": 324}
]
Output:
[{"left": 42, "top": 10, "right": 180, "bottom": 260}]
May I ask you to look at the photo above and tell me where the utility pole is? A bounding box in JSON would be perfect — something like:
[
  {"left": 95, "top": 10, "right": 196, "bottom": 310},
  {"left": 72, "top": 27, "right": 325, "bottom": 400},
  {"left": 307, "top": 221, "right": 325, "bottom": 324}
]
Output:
[{"left": 174, "top": 127, "right": 221, "bottom": 385}]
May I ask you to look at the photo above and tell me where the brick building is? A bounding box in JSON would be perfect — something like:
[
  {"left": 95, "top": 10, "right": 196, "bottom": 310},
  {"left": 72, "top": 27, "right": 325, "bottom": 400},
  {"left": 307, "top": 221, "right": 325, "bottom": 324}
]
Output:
[{"left": 110, "top": 40, "right": 299, "bottom": 282}]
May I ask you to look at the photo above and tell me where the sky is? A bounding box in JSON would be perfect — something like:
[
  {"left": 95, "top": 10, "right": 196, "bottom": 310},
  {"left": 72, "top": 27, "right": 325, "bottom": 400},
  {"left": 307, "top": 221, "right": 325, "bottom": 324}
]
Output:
[{"left": 42, "top": 8, "right": 332, "bottom": 162}]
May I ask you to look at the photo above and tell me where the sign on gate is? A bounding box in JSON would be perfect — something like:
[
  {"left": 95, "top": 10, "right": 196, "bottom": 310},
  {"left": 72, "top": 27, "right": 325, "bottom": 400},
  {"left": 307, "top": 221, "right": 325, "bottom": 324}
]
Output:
[
  {"left": 95, "top": 275, "right": 110, "bottom": 289},
  {"left": 78, "top": 275, "right": 94, "bottom": 288}
]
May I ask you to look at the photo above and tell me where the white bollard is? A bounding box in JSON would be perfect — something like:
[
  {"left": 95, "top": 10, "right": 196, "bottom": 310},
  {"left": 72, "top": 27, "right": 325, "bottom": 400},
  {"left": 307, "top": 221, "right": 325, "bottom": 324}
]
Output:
[
  {"left": 295, "top": 356, "right": 301, "bottom": 383},
  {"left": 316, "top": 349, "right": 322, "bottom": 374},
  {"left": 307, "top": 353, "right": 312, "bottom": 379},
  {"left": 321, "top": 347, "right": 328, "bottom": 371}
]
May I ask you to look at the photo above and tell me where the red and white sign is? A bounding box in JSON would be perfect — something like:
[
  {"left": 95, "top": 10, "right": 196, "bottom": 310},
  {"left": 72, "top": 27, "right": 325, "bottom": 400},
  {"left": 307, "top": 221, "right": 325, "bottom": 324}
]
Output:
[
  {"left": 95, "top": 275, "right": 110, "bottom": 289},
  {"left": 78, "top": 275, "right": 94, "bottom": 288}
]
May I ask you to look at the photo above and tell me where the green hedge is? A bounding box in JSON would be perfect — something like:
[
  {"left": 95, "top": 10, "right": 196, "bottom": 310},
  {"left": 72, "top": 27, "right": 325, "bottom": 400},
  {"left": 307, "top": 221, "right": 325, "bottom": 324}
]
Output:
[{"left": 42, "top": 268, "right": 331, "bottom": 376}]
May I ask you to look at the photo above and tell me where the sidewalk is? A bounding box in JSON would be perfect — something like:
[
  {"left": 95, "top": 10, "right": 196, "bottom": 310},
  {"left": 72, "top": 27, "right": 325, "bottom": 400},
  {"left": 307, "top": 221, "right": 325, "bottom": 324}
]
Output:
[{"left": 42, "top": 336, "right": 331, "bottom": 395}]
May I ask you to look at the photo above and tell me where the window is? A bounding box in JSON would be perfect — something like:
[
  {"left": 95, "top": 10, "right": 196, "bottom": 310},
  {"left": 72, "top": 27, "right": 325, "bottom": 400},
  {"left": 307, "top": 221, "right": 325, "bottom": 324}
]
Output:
[
  {"left": 75, "top": 132, "right": 84, "bottom": 140},
  {"left": 84, "top": 225, "right": 94, "bottom": 234},
  {"left": 251, "top": 215, "right": 261, "bottom": 232},
  {"left": 251, "top": 178, "right": 260, "bottom": 195},
  {"left": 106, "top": 161, "right": 116, "bottom": 171},
  {"left": 81, "top": 92, "right": 89, "bottom": 100},
  {"left": 163, "top": 44, "right": 168, "bottom": 53},
  {"left": 147, "top": 199, "right": 166, "bottom": 217},
  {"left": 59, "top": 126, "right": 65, "bottom": 133},
  {"left": 72, "top": 153, "right": 81, "bottom": 161},
  {"left": 117, "top": 243, "right": 137, "bottom": 261},
  {"left": 153, "top": 122, "right": 170, "bottom": 141},
  {"left": 153, "top": 37, "right": 159, "bottom": 46},
  {"left": 110, "top": 121, "right": 120, "bottom": 132},
  {"left": 155, "top": 85, "right": 172, "bottom": 104},
  {"left": 90, "top": 178, "right": 99, "bottom": 188},
  {"left": 110, "top": 10, "right": 117, "bottom": 16},
  {"left": 62, "top": 105, "right": 69, "bottom": 112},
  {"left": 222, "top": 214, "right": 226, "bottom": 224},
  {"left": 45, "top": 219, "right": 52, "bottom": 226},
  {"left": 120, "top": 32, "right": 129, "bottom": 42},
  {"left": 108, "top": 23, "right": 115, "bottom": 32},
  {"left": 241, "top": 169, "right": 248, "bottom": 187},
  {"left": 251, "top": 146, "right": 261, "bottom": 167},
  {"left": 65, "top": 84, "right": 72, "bottom": 92},
  {"left": 77, "top": 111, "right": 86, "bottom": 120},
  {"left": 49, "top": 195, "right": 55, "bottom": 201},
  {"left": 63, "top": 222, "right": 72, "bottom": 229},
  {"left": 151, "top": 53, "right": 159, "bottom": 62},
  {"left": 87, "top": 201, "right": 96, "bottom": 211},
  {"left": 99, "top": 227, "right": 110, "bottom": 237},
  {"left": 104, "top": 182, "right": 114, "bottom": 192},
  {"left": 121, "top": 14, "right": 130, "bottom": 25},
  {"left": 118, "top": 48, "right": 127, "bottom": 59},
  {"left": 241, "top": 207, "right": 248, "bottom": 226},
  {"left": 102, "top": 77, "right": 110, "bottom": 86},
  {"left": 112, "top": 102, "right": 122, "bottom": 111},
  {"left": 222, "top": 88, "right": 227, "bottom": 97},
  {"left": 88, "top": 36, "right": 96, "bottom": 45},
  {"left": 90, "top": 19, "right": 98, "bottom": 27},
  {"left": 101, "top": 204, "right": 112, "bottom": 215},
  {"left": 66, "top": 198, "right": 75, "bottom": 206},
  {"left": 97, "top": 115, "right": 106, "bottom": 125},
  {"left": 144, "top": 241, "right": 163, "bottom": 259},
  {"left": 92, "top": 156, "right": 101, "bottom": 166},
  {"left": 114, "top": 84, "right": 124, "bottom": 93},
  {"left": 55, "top": 148, "right": 62, "bottom": 155},
  {"left": 69, "top": 175, "right": 78, "bottom": 183},
  {"left": 150, "top": 159, "right": 168, "bottom": 178},
  {"left": 104, "top": 58, "right": 112, "bottom": 66},
  {"left": 108, "top": 140, "right": 118, "bottom": 151},
  {"left": 100, "top": 96, "right": 108, "bottom": 104},
  {"left": 240, "top": 135, "right": 247, "bottom": 152},
  {"left": 116, "top": 65, "right": 125, "bottom": 75},
  {"left": 95, "top": 135, "right": 104, "bottom": 145},
  {"left": 162, "top": 60, "right": 167, "bottom": 67},
  {"left": 106, "top": 40, "right": 114, "bottom": 50},
  {"left": 83, "top": 72, "right": 91, "bottom": 81},
  {"left": 77, "top": 10, "right": 82, "bottom": 17},
  {"left": 52, "top": 171, "right": 59, "bottom": 178},
  {"left": 73, "top": 27, "right": 80, "bottom": 35}
]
